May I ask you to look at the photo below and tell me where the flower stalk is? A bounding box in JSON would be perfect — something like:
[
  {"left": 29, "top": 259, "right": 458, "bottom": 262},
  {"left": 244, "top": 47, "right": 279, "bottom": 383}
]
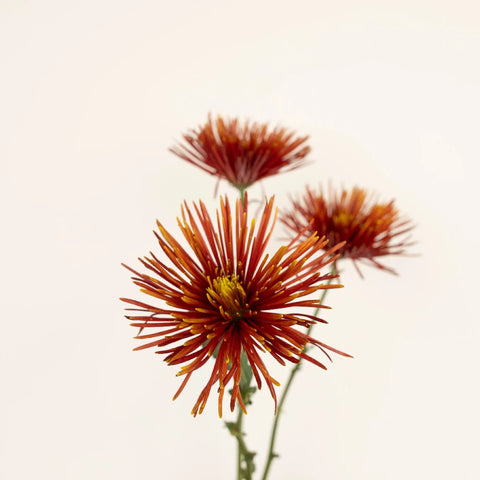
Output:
[
  {"left": 261, "top": 263, "right": 337, "bottom": 480},
  {"left": 229, "top": 351, "right": 256, "bottom": 480}
]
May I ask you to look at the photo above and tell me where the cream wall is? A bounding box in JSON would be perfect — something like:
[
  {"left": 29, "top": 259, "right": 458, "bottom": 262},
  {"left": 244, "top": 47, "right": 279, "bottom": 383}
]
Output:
[{"left": 1, "top": 1, "right": 479, "bottom": 479}]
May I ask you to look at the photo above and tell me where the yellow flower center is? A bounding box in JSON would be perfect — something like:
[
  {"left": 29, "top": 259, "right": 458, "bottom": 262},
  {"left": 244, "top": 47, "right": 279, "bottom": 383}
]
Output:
[
  {"left": 207, "top": 275, "right": 247, "bottom": 321},
  {"left": 332, "top": 211, "right": 355, "bottom": 228}
]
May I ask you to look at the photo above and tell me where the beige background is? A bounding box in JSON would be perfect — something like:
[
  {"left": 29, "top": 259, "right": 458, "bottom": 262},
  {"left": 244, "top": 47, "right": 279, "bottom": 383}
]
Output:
[{"left": 1, "top": 1, "right": 479, "bottom": 479}]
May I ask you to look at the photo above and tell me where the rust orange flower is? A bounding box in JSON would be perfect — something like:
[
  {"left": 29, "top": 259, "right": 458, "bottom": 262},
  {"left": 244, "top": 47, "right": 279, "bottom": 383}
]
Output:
[
  {"left": 121, "top": 195, "right": 348, "bottom": 417},
  {"left": 282, "top": 186, "right": 414, "bottom": 276},
  {"left": 169, "top": 115, "right": 311, "bottom": 190}
]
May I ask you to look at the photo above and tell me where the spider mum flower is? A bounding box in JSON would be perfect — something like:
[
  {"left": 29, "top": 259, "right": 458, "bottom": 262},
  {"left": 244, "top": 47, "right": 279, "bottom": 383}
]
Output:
[
  {"left": 282, "top": 185, "right": 414, "bottom": 276},
  {"left": 169, "top": 115, "right": 311, "bottom": 190},
  {"left": 121, "top": 195, "right": 348, "bottom": 417}
]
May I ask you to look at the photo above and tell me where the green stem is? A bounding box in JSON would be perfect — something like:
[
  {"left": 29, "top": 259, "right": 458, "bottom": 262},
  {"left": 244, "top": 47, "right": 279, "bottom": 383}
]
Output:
[
  {"left": 229, "top": 397, "right": 255, "bottom": 480},
  {"left": 234, "top": 407, "right": 254, "bottom": 480},
  {"left": 236, "top": 408, "right": 243, "bottom": 478},
  {"left": 228, "top": 187, "right": 252, "bottom": 479},
  {"left": 239, "top": 187, "right": 246, "bottom": 208},
  {"left": 226, "top": 350, "right": 256, "bottom": 480},
  {"left": 260, "top": 263, "right": 337, "bottom": 480}
]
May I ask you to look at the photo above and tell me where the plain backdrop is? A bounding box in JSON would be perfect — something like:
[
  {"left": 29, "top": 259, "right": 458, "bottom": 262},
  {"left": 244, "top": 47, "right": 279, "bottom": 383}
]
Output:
[{"left": 1, "top": 1, "right": 479, "bottom": 479}]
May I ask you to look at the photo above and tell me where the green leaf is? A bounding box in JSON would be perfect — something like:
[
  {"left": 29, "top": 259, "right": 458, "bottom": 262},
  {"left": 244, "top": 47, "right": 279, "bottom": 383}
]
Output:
[{"left": 239, "top": 350, "right": 253, "bottom": 394}]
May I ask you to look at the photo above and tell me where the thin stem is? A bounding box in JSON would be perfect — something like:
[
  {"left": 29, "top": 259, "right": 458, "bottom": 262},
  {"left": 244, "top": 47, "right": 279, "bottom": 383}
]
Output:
[
  {"left": 236, "top": 407, "right": 244, "bottom": 479},
  {"left": 229, "top": 397, "right": 255, "bottom": 479},
  {"left": 229, "top": 186, "right": 253, "bottom": 480},
  {"left": 239, "top": 187, "right": 246, "bottom": 208},
  {"left": 261, "top": 263, "right": 337, "bottom": 480},
  {"left": 226, "top": 350, "right": 256, "bottom": 480},
  {"left": 234, "top": 407, "right": 255, "bottom": 480}
]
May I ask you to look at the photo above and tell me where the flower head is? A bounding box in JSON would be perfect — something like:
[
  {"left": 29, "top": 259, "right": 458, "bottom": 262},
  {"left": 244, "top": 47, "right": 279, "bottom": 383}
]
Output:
[
  {"left": 169, "top": 115, "right": 311, "bottom": 190},
  {"left": 121, "top": 195, "right": 348, "bottom": 417},
  {"left": 282, "top": 186, "right": 414, "bottom": 276}
]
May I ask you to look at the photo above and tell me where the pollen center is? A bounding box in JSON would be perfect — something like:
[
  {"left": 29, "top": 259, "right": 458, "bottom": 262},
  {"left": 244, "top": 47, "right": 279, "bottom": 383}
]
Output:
[
  {"left": 332, "top": 211, "right": 355, "bottom": 228},
  {"left": 207, "top": 275, "right": 247, "bottom": 321}
]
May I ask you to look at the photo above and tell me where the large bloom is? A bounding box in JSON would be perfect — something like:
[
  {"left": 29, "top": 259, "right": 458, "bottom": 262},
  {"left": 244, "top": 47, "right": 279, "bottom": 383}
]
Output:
[
  {"left": 282, "top": 185, "right": 414, "bottom": 276},
  {"left": 121, "top": 195, "right": 348, "bottom": 417},
  {"left": 169, "top": 115, "right": 311, "bottom": 190}
]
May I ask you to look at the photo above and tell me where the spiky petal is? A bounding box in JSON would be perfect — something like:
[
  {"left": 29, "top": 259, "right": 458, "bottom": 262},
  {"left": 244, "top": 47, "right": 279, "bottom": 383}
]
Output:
[
  {"left": 121, "top": 195, "right": 348, "bottom": 417},
  {"left": 170, "top": 115, "right": 311, "bottom": 189},
  {"left": 282, "top": 185, "right": 414, "bottom": 276}
]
